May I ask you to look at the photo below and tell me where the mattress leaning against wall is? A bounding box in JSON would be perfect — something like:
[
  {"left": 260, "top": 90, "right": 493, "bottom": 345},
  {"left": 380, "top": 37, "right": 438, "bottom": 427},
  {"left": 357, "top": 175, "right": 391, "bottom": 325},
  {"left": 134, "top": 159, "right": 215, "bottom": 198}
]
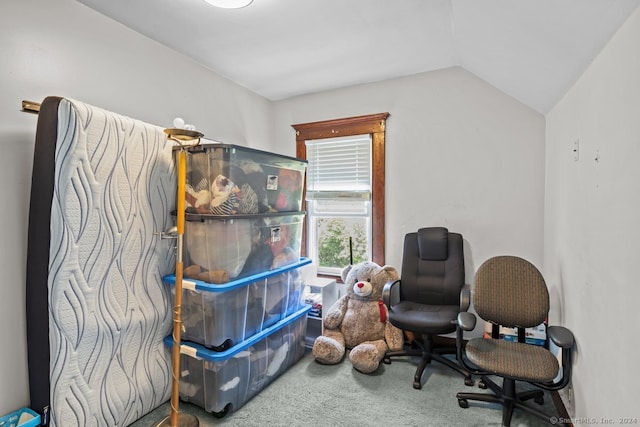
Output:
[{"left": 25, "top": 96, "right": 176, "bottom": 426}]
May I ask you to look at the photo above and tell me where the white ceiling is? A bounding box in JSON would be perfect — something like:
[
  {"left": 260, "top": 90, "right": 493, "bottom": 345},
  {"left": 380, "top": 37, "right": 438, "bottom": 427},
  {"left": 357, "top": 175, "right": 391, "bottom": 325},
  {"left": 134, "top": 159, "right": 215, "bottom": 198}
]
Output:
[{"left": 77, "top": 0, "right": 640, "bottom": 114}]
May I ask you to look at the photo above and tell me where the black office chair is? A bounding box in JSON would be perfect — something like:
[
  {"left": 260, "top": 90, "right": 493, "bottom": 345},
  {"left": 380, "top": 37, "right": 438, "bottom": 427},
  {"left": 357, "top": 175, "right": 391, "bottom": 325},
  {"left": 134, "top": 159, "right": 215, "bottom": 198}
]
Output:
[
  {"left": 382, "top": 227, "right": 473, "bottom": 389},
  {"left": 455, "top": 255, "right": 575, "bottom": 427}
]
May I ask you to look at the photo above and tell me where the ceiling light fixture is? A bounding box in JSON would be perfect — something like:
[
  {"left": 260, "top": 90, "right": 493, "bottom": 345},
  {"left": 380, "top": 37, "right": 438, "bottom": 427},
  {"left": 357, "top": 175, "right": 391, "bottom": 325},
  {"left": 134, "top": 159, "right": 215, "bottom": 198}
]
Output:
[{"left": 203, "top": 0, "right": 253, "bottom": 9}]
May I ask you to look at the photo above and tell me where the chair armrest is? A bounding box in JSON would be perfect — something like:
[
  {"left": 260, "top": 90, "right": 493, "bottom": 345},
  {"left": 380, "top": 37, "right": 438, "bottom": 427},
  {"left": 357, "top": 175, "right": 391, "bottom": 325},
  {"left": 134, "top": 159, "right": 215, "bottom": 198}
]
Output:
[
  {"left": 457, "top": 311, "right": 476, "bottom": 331},
  {"left": 534, "top": 325, "right": 575, "bottom": 391},
  {"left": 455, "top": 311, "right": 484, "bottom": 375},
  {"left": 459, "top": 284, "right": 471, "bottom": 312},
  {"left": 548, "top": 326, "right": 574, "bottom": 349},
  {"left": 382, "top": 279, "right": 400, "bottom": 307}
]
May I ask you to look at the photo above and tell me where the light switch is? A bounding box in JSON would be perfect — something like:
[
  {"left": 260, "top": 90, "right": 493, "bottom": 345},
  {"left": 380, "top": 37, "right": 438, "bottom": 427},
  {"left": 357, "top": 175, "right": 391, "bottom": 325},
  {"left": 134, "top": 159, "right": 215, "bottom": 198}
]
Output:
[{"left": 573, "top": 139, "right": 579, "bottom": 162}]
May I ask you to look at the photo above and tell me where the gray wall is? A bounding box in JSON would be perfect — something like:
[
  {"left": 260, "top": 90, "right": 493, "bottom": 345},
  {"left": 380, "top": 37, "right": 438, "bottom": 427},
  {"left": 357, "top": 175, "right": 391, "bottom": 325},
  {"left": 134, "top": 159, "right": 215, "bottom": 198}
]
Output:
[
  {"left": 545, "top": 5, "right": 640, "bottom": 420},
  {"left": 1, "top": 0, "right": 271, "bottom": 415},
  {"left": 271, "top": 67, "right": 546, "bottom": 287}
]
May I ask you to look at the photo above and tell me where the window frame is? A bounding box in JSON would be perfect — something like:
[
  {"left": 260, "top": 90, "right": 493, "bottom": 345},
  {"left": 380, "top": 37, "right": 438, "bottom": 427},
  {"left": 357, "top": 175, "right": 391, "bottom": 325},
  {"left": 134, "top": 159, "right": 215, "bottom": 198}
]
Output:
[{"left": 292, "top": 112, "right": 389, "bottom": 267}]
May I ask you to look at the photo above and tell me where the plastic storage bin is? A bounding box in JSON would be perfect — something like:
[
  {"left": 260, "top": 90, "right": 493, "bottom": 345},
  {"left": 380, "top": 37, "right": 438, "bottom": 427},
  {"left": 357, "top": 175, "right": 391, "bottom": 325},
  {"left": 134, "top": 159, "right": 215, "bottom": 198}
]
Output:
[
  {"left": 165, "top": 305, "right": 310, "bottom": 417},
  {"left": 0, "top": 408, "right": 41, "bottom": 427},
  {"left": 164, "top": 257, "right": 311, "bottom": 351},
  {"left": 178, "top": 143, "right": 306, "bottom": 215},
  {"left": 183, "top": 211, "right": 305, "bottom": 281}
]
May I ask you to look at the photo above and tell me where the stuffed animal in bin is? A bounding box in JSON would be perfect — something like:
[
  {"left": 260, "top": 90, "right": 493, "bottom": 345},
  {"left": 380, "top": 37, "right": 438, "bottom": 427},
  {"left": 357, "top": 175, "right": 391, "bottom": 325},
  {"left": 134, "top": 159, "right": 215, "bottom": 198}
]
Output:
[{"left": 312, "top": 261, "right": 404, "bottom": 373}]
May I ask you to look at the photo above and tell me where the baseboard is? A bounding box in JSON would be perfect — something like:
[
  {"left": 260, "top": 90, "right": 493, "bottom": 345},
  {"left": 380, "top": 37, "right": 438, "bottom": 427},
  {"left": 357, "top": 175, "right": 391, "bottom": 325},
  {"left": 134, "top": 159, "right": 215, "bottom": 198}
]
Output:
[{"left": 551, "top": 390, "right": 574, "bottom": 427}]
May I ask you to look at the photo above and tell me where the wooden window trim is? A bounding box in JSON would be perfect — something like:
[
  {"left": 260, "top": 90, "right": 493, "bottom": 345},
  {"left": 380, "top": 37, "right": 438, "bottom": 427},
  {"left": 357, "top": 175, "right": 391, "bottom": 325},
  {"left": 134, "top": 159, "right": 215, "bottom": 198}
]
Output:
[{"left": 292, "top": 112, "right": 389, "bottom": 266}]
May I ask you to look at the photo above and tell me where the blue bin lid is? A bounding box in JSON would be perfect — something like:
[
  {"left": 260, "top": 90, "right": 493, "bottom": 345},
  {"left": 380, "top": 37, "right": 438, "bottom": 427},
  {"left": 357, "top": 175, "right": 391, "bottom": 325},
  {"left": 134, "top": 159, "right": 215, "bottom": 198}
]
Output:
[
  {"left": 163, "top": 257, "right": 312, "bottom": 291},
  {"left": 164, "top": 304, "right": 312, "bottom": 361}
]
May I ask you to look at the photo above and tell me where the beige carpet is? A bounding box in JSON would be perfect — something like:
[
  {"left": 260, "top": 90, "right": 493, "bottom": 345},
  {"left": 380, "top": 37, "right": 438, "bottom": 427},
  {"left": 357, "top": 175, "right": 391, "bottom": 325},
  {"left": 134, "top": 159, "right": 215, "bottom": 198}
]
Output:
[{"left": 130, "top": 349, "right": 560, "bottom": 427}]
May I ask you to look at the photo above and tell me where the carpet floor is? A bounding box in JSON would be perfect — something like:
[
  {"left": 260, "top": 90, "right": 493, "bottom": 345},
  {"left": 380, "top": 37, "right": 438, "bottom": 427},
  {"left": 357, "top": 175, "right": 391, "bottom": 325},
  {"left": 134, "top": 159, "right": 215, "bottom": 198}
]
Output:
[{"left": 131, "top": 348, "right": 560, "bottom": 427}]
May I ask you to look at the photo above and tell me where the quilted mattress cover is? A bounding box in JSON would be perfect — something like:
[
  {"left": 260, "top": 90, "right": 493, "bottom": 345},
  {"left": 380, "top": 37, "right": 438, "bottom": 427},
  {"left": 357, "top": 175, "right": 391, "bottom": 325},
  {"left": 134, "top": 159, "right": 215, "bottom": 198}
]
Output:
[{"left": 26, "top": 97, "right": 176, "bottom": 426}]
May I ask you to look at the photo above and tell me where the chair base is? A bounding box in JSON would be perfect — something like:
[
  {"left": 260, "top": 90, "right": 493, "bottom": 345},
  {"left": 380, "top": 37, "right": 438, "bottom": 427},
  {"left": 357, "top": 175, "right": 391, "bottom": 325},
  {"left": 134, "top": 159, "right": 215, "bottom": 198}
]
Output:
[
  {"left": 384, "top": 335, "right": 473, "bottom": 389},
  {"left": 456, "top": 376, "right": 564, "bottom": 427}
]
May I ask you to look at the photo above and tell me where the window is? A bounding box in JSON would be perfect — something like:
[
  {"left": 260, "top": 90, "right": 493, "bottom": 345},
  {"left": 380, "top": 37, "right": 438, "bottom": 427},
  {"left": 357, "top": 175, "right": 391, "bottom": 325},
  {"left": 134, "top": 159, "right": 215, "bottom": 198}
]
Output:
[
  {"left": 292, "top": 113, "right": 388, "bottom": 275},
  {"left": 305, "top": 135, "right": 372, "bottom": 274}
]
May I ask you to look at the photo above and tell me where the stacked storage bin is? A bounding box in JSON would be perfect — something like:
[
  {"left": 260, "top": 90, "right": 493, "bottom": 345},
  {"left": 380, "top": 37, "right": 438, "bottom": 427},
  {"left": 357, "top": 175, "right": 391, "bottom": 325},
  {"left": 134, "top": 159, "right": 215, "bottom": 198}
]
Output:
[{"left": 164, "top": 143, "right": 310, "bottom": 417}]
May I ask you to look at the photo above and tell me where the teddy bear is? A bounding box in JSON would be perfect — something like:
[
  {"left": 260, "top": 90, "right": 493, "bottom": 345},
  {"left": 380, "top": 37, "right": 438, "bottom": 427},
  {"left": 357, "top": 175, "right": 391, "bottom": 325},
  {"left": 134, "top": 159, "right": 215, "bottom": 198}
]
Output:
[{"left": 312, "top": 261, "right": 404, "bottom": 373}]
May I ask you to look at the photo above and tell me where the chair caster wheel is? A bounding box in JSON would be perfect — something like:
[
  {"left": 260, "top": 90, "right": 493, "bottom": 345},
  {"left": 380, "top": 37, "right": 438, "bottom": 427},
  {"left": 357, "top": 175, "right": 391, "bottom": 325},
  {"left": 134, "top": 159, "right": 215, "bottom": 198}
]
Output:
[
  {"left": 458, "top": 398, "right": 469, "bottom": 409},
  {"left": 534, "top": 396, "right": 544, "bottom": 405},
  {"left": 478, "top": 380, "right": 487, "bottom": 389},
  {"left": 413, "top": 381, "right": 422, "bottom": 390},
  {"left": 383, "top": 357, "right": 391, "bottom": 365},
  {"left": 464, "top": 377, "right": 474, "bottom": 386}
]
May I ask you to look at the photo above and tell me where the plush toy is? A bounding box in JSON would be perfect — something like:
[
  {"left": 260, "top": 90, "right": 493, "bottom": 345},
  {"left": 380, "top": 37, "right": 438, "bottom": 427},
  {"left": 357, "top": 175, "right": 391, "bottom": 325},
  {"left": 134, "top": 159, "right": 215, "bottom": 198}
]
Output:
[
  {"left": 210, "top": 174, "right": 247, "bottom": 215},
  {"left": 237, "top": 160, "right": 274, "bottom": 213},
  {"left": 183, "top": 264, "right": 230, "bottom": 283},
  {"left": 312, "top": 261, "right": 404, "bottom": 373},
  {"left": 185, "top": 184, "right": 212, "bottom": 213}
]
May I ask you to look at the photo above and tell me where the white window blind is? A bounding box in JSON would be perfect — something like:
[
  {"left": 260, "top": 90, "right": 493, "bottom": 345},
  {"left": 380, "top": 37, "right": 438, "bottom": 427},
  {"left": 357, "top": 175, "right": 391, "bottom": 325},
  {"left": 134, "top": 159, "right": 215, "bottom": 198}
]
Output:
[{"left": 305, "top": 134, "right": 372, "bottom": 200}]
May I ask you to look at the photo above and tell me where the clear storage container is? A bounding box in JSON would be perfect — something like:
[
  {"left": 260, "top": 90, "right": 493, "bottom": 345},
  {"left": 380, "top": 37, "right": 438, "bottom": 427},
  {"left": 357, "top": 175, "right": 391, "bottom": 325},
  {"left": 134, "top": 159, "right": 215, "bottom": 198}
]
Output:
[
  {"left": 164, "top": 305, "right": 310, "bottom": 417},
  {"left": 183, "top": 211, "right": 305, "bottom": 282},
  {"left": 164, "top": 258, "right": 311, "bottom": 350},
  {"left": 177, "top": 143, "right": 306, "bottom": 215}
]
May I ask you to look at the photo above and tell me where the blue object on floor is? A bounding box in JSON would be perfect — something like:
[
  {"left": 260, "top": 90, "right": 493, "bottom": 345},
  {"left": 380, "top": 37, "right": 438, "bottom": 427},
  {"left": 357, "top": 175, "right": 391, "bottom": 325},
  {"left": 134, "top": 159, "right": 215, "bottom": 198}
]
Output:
[{"left": 0, "top": 407, "right": 41, "bottom": 427}]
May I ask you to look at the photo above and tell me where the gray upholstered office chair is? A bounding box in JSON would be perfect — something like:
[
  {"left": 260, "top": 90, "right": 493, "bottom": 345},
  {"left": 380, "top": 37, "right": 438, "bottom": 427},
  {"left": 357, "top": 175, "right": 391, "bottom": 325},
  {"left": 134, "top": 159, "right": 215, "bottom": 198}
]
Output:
[
  {"left": 455, "top": 255, "right": 575, "bottom": 427},
  {"left": 382, "top": 227, "right": 473, "bottom": 389}
]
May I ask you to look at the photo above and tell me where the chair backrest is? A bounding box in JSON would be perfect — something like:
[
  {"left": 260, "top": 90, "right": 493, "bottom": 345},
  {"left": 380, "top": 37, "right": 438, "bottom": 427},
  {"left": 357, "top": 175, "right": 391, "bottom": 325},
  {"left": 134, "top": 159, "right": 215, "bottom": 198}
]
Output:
[
  {"left": 473, "top": 255, "right": 549, "bottom": 329},
  {"left": 400, "top": 227, "right": 465, "bottom": 306}
]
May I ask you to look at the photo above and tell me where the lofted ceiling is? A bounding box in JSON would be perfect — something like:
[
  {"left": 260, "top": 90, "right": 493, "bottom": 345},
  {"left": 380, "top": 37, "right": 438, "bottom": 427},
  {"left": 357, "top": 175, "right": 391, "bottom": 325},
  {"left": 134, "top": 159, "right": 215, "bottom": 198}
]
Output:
[{"left": 76, "top": 0, "right": 640, "bottom": 114}]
